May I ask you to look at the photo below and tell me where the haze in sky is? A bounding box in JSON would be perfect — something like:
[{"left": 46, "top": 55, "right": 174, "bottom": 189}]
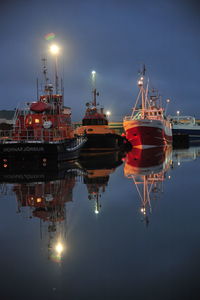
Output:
[{"left": 0, "top": 0, "right": 199, "bottom": 121}]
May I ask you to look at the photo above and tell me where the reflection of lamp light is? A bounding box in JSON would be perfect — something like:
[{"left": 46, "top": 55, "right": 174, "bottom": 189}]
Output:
[{"left": 55, "top": 242, "right": 64, "bottom": 255}]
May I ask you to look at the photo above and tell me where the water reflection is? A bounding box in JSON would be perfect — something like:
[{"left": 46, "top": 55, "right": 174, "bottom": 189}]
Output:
[
  {"left": 124, "top": 147, "right": 172, "bottom": 225},
  {"left": 1, "top": 147, "right": 200, "bottom": 298},
  {"left": 172, "top": 146, "right": 200, "bottom": 166},
  {"left": 12, "top": 164, "right": 78, "bottom": 263},
  {"left": 80, "top": 151, "right": 124, "bottom": 214},
  {"left": 0, "top": 152, "right": 124, "bottom": 262}
]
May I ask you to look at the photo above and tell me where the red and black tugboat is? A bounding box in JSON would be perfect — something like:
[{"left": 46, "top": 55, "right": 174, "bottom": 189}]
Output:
[
  {"left": 75, "top": 80, "right": 130, "bottom": 152},
  {"left": 0, "top": 58, "right": 86, "bottom": 163}
]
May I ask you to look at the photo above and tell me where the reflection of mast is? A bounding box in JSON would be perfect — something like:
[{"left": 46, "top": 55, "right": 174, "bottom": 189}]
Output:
[
  {"left": 80, "top": 151, "right": 124, "bottom": 214},
  {"left": 131, "top": 172, "right": 165, "bottom": 225},
  {"left": 124, "top": 147, "right": 172, "bottom": 225},
  {"left": 84, "top": 169, "right": 109, "bottom": 214}
]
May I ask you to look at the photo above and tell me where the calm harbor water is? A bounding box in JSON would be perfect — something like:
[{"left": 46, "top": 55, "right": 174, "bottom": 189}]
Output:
[{"left": 1, "top": 147, "right": 200, "bottom": 300}]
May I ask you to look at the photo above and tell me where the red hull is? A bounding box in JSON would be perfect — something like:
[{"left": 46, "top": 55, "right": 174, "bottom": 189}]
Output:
[
  {"left": 124, "top": 147, "right": 171, "bottom": 176},
  {"left": 124, "top": 121, "right": 172, "bottom": 148}
]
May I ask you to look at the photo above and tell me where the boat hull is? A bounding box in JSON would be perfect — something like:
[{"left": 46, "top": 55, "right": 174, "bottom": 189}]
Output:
[
  {"left": 80, "top": 133, "right": 131, "bottom": 152},
  {"left": 0, "top": 137, "right": 86, "bottom": 163},
  {"left": 124, "top": 146, "right": 172, "bottom": 176},
  {"left": 123, "top": 119, "right": 172, "bottom": 148}
]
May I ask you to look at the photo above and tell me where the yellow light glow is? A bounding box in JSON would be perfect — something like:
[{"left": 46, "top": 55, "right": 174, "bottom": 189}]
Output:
[
  {"left": 36, "top": 197, "right": 42, "bottom": 203},
  {"left": 35, "top": 119, "right": 40, "bottom": 123},
  {"left": 50, "top": 44, "right": 60, "bottom": 55},
  {"left": 55, "top": 243, "right": 64, "bottom": 254}
]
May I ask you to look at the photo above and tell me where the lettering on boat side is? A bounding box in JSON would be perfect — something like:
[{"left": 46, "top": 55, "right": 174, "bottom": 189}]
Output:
[
  {"left": 3, "top": 147, "right": 45, "bottom": 152},
  {"left": 3, "top": 174, "right": 45, "bottom": 179}
]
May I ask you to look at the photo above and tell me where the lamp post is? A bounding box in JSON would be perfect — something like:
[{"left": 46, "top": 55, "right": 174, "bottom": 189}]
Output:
[
  {"left": 50, "top": 44, "right": 60, "bottom": 94},
  {"left": 177, "top": 110, "right": 180, "bottom": 121},
  {"left": 165, "top": 98, "right": 170, "bottom": 114},
  {"left": 91, "top": 70, "right": 96, "bottom": 88}
]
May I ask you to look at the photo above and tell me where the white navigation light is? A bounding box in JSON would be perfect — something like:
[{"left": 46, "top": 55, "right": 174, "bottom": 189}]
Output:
[{"left": 138, "top": 77, "right": 143, "bottom": 86}]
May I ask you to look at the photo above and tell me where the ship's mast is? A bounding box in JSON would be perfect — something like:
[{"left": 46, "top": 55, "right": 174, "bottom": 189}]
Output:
[
  {"left": 91, "top": 70, "right": 99, "bottom": 107},
  {"left": 42, "top": 58, "right": 48, "bottom": 93}
]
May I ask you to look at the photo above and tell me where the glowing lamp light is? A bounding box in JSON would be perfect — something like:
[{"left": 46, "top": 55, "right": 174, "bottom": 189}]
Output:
[
  {"left": 50, "top": 44, "right": 60, "bottom": 55},
  {"left": 177, "top": 110, "right": 180, "bottom": 116},
  {"left": 55, "top": 243, "right": 64, "bottom": 255},
  {"left": 36, "top": 197, "right": 42, "bottom": 203},
  {"left": 106, "top": 111, "right": 111, "bottom": 117},
  {"left": 166, "top": 99, "right": 170, "bottom": 103},
  {"left": 91, "top": 70, "right": 96, "bottom": 76},
  {"left": 95, "top": 209, "right": 99, "bottom": 214}
]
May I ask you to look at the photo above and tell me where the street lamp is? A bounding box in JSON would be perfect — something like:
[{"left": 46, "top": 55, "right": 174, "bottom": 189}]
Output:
[
  {"left": 177, "top": 110, "right": 180, "bottom": 120},
  {"left": 91, "top": 70, "right": 96, "bottom": 88},
  {"left": 165, "top": 98, "right": 170, "bottom": 114},
  {"left": 49, "top": 44, "right": 60, "bottom": 94},
  {"left": 106, "top": 111, "right": 111, "bottom": 117}
]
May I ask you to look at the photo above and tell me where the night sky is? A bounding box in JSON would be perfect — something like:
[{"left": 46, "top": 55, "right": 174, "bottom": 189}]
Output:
[{"left": 1, "top": 0, "right": 200, "bottom": 121}]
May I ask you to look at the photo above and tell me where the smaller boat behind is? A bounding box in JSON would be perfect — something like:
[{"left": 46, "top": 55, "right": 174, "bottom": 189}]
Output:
[
  {"left": 169, "top": 115, "right": 200, "bottom": 147},
  {"left": 75, "top": 86, "right": 130, "bottom": 152}
]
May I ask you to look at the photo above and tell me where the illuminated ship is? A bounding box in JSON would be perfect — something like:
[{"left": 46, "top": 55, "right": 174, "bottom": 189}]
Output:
[
  {"left": 0, "top": 56, "right": 86, "bottom": 163},
  {"left": 123, "top": 67, "right": 172, "bottom": 149},
  {"left": 75, "top": 72, "right": 130, "bottom": 152},
  {"left": 124, "top": 146, "right": 172, "bottom": 225}
]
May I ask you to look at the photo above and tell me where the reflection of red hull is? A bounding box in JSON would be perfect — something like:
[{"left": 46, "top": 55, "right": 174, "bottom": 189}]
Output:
[
  {"left": 123, "top": 120, "right": 172, "bottom": 148},
  {"left": 124, "top": 147, "right": 171, "bottom": 176}
]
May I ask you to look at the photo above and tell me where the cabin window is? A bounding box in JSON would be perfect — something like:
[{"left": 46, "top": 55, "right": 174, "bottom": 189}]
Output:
[{"left": 82, "top": 119, "right": 108, "bottom": 126}]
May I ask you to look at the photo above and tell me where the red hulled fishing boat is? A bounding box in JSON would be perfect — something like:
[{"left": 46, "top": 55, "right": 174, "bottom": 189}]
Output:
[{"left": 123, "top": 67, "right": 172, "bottom": 149}]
